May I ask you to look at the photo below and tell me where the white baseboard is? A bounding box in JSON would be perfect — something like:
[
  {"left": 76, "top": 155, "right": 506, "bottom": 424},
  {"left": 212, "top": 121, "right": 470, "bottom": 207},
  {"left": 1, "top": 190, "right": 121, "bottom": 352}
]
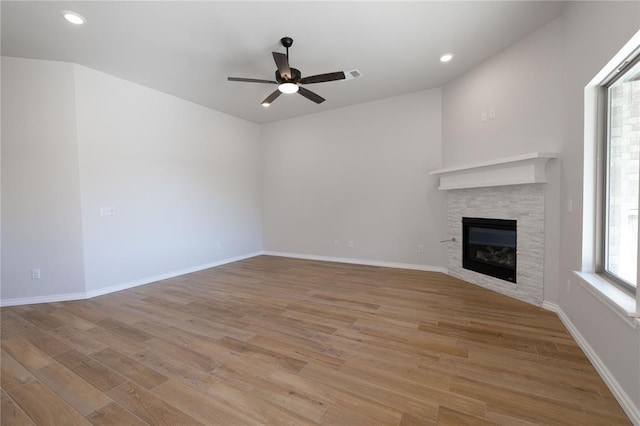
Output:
[
  {"left": 0, "top": 251, "right": 262, "bottom": 307},
  {"left": 0, "top": 251, "right": 444, "bottom": 307},
  {"left": 542, "top": 301, "right": 640, "bottom": 425},
  {"left": 262, "top": 251, "right": 448, "bottom": 274},
  {"left": 0, "top": 292, "right": 88, "bottom": 307}
]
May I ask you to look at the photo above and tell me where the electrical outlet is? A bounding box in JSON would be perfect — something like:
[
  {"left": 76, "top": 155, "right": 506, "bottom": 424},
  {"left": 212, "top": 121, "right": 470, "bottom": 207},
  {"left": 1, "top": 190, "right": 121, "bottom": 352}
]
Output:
[
  {"left": 334, "top": 240, "right": 340, "bottom": 247},
  {"left": 31, "top": 268, "right": 41, "bottom": 280},
  {"left": 481, "top": 111, "right": 487, "bottom": 122},
  {"left": 348, "top": 240, "right": 354, "bottom": 248},
  {"left": 100, "top": 206, "right": 116, "bottom": 216},
  {"left": 418, "top": 244, "right": 425, "bottom": 253},
  {"left": 216, "top": 242, "right": 222, "bottom": 250},
  {"left": 489, "top": 108, "right": 496, "bottom": 120}
]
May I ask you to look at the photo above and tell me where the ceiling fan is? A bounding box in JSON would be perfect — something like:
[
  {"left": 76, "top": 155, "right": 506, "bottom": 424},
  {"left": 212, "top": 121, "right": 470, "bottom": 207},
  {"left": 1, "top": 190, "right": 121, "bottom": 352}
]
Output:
[{"left": 228, "top": 37, "right": 346, "bottom": 107}]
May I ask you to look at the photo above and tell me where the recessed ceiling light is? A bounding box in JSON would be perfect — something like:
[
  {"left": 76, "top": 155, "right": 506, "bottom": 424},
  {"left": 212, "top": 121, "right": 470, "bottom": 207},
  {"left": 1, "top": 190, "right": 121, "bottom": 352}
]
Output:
[
  {"left": 278, "top": 83, "right": 299, "bottom": 94},
  {"left": 261, "top": 102, "right": 270, "bottom": 107},
  {"left": 61, "top": 10, "right": 86, "bottom": 25},
  {"left": 440, "top": 53, "right": 454, "bottom": 63}
]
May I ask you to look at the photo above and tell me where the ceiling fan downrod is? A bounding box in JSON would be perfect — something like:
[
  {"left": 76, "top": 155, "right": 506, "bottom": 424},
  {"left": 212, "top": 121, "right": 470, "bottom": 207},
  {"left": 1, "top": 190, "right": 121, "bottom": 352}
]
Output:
[{"left": 281, "top": 37, "right": 293, "bottom": 61}]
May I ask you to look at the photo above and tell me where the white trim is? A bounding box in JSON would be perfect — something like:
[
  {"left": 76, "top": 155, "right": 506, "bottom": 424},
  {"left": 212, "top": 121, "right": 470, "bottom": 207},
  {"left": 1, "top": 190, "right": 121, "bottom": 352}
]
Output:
[
  {"left": 430, "top": 152, "right": 558, "bottom": 175},
  {"left": 0, "top": 251, "right": 445, "bottom": 307},
  {"left": 0, "top": 251, "right": 262, "bottom": 307},
  {"left": 573, "top": 271, "right": 639, "bottom": 328},
  {"left": 429, "top": 152, "right": 557, "bottom": 190},
  {"left": 543, "top": 301, "right": 640, "bottom": 425},
  {"left": 0, "top": 292, "right": 88, "bottom": 307},
  {"left": 262, "top": 251, "right": 448, "bottom": 273}
]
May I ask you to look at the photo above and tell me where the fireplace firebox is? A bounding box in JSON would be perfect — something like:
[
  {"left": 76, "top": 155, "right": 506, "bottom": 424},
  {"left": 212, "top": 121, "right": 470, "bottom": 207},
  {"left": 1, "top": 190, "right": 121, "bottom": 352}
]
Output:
[{"left": 462, "top": 217, "right": 516, "bottom": 283}]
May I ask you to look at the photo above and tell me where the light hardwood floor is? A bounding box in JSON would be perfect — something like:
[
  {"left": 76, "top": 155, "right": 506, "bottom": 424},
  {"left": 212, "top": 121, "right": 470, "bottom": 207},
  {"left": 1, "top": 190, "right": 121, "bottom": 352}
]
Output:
[{"left": 0, "top": 255, "right": 630, "bottom": 425}]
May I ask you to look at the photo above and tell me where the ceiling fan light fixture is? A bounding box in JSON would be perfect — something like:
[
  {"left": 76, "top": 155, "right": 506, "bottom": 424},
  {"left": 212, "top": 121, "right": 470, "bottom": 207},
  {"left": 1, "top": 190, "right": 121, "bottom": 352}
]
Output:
[
  {"left": 278, "top": 82, "right": 299, "bottom": 94},
  {"left": 61, "top": 10, "right": 86, "bottom": 25},
  {"left": 440, "top": 53, "right": 454, "bottom": 63}
]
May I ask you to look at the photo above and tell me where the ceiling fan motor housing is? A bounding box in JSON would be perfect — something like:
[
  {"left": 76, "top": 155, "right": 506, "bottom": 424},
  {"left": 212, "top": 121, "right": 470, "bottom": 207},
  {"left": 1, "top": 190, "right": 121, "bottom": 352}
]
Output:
[{"left": 275, "top": 68, "right": 301, "bottom": 83}]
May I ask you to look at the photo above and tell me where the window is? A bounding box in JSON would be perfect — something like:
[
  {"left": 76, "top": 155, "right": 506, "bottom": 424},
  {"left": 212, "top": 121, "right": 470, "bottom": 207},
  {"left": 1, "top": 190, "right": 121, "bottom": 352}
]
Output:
[{"left": 600, "top": 55, "right": 640, "bottom": 295}]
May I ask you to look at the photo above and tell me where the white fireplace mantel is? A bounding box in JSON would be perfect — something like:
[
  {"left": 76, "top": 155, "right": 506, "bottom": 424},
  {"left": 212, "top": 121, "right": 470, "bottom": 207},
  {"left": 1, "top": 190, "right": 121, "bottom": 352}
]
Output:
[{"left": 429, "top": 152, "right": 557, "bottom": 190}]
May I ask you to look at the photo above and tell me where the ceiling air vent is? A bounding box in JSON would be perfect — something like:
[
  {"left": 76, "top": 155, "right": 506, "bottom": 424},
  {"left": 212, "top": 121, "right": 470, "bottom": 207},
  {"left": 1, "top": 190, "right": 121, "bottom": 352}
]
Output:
[{"left": 344, "top": 69, "right": 362, "bottom": 80}]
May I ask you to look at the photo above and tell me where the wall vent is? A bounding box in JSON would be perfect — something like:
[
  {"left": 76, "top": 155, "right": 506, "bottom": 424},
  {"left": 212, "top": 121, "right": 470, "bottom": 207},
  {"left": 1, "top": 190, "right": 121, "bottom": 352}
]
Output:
[{"left": 345, "top": 69, "right": 362, "bottom": 80}]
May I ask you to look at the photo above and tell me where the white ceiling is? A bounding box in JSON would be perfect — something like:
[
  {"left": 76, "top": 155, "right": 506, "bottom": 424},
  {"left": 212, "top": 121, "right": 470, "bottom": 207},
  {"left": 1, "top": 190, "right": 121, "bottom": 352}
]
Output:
[{"left": 1, "top": 1, "right": 565, "bottom": 124}]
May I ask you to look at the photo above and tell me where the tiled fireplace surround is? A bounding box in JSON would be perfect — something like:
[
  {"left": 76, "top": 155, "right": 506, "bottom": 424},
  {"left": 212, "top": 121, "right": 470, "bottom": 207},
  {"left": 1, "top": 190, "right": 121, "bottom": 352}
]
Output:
[
  {"left": 447, "top": 184, "right": 544, "bottom": 305},
  {"left": 431, "top": 153, "right": 556, "bottom": 306}
]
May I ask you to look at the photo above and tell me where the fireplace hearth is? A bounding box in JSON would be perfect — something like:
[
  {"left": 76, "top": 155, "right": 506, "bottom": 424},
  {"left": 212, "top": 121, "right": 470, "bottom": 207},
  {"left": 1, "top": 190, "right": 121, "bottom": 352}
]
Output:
[{"left": 462, "top": 217, "right": 517, "bottom": 283}]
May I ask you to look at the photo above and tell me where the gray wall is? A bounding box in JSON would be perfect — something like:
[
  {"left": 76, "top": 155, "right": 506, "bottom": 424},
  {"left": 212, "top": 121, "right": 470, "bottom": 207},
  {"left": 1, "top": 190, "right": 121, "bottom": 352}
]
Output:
[
  {"left": 1, "top": 58, "right": 86, "bottom": 300},
  {"left": 74, "top": 65, "right": 263, "bottom": 293},
  {"left": 261, "top": 89, "right": 447, "bottom": 268},
  {"left": 560, "top": 0, "right": 640, "bottom": 413},
  {"left": 1, "top": 58, "right": 263, "bottom": 302}
]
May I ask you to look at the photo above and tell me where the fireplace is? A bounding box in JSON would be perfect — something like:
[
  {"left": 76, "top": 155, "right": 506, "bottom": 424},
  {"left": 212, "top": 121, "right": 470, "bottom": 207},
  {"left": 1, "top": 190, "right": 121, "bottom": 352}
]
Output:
[{"left": 462, "top": 217, "right": 517, "bottom": 283}]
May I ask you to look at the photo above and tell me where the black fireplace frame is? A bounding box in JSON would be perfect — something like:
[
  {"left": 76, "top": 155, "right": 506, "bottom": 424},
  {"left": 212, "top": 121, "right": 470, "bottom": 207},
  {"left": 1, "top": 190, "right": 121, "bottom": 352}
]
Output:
[{"left": 462, "top": 217, "right": 517, "bottom": 283}]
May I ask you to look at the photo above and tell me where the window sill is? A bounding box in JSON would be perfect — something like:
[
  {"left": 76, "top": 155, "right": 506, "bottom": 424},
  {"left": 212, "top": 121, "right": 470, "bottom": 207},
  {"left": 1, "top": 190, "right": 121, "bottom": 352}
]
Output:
[{"left": 573, "top": 271, "right": 639, "bottom": 329}]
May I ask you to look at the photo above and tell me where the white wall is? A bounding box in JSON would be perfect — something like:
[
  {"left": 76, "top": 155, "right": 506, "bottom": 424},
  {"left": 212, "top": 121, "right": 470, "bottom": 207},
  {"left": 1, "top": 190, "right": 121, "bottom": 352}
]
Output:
[
  {"left": 559, "top": 0, "right": 640, "bottom": 416},
  {"left": 442, "top": 18, "right": 563, "bottom": 303},
  {"left": 442, "top": 18, "right": 563, "bottom": 167},
  {"left": 1, "top": 57, "right": 86, "bottom": 299},
  {"left": 73, "top": 65, "right": 263, "bottom": 293},
  {"left": 261, "top": 89, "right": 446, "bottom": 268},
  {"left": 1, "top": 57, "right": 262, "bottom": 302}
]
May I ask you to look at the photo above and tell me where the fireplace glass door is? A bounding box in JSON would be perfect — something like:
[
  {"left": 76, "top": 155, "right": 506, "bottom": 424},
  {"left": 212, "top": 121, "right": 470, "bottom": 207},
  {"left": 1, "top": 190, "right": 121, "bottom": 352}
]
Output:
[{"left": 462, "top": 217, "right": 516, "bottom": 283}]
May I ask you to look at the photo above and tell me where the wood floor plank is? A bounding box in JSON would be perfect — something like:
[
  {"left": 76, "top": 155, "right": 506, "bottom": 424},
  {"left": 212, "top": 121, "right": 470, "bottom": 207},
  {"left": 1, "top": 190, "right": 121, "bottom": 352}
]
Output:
[
  {"left": 338, "top": 361, "right": 483, "bottom": 417},
  {"left": 186, "top": 377, "right": 319, "bottom": 425},
  {"left": 269, "top": 368, "right": 404, "bottom": 425},
  {"left": 33, "top": 361, "right": 112, "bottom": 416},
  {"left": 54, "top": 350, "right": 127, "bottom": 393},
  {"left": 0, "top": 256, "right": 630, "bottom": 425},
  {"left": 79, "top": 326, "right": 146, "bottom": 357},
  {"left": 0, "top": 349, "right": 35, "bottom": 391},
  {"left": 437, "top": 406, "right": 496, "bottom": 425},
  {"left": 151, "top": 379, "right": 251, "bottom": 425},
  {"left": 7, "top": 381, "right": 90, "bottom": 426},
  {"left": 91, "top": 348, "right": 168, "bottom": 390},
  {"left": 132, "top": 349, "right": 218, "bottom": 393},
  {"left": 49, "top": 326, "right": 108, "bottom": 355},
  {"left": 449, "top": 375, "right": 623, "bottom": 425},
  {"left": 107, "top": 381, "right": 201, "bottom": 425},
  {"left": 212, "top": 364, "right": 328, "bottom": 422},
  {"left": 12, "top": 322, "right": 70, "bottom": 357},
  {"left": 85, "top": 401, "right": 147, "bottom": 426},
  {"left": 142, "top": 337, "right": 217, "bottom": 372},
  {"left": 247, "top": 334, "right": 344, "bottom": 368},
  {"left": 320, "top": 405, "right": 393, "bottom": 426},
  {"left": 217, "top": 336, "right": 309, "bottom": 373},
  {"left": 1, "top": 388, "right": 34, "bottom": 426},
  {"left": 1, "top": 338, "right": 53, "bottom": 371},
  {"left": 300, "top": 362, "right": 440, "bottom": 421}
]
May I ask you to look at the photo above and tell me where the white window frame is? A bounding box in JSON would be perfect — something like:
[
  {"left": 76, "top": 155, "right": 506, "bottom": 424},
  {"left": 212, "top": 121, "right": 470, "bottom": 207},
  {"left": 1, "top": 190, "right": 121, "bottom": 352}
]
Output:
[
  {"left": 578, "top": 30, "right": 640, "bottom": 321},
  {"left": 596, "top": 52, "right": 640, "bottom": 296}
]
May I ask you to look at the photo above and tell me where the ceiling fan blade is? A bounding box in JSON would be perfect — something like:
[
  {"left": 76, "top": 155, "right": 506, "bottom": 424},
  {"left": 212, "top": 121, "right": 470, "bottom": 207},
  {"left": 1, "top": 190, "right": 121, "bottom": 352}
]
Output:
[
  {"left": 272, "top": 52, "right": 291, "bottom": 79},
  {"left": 299, "top": 71, "right": 346, "bottom": 85},
  {"left": 298, "top": 86, "right": 325, "bottom": 104},
  {"left": 261, "top": 90, "right": 282, "bottom": 106},
  {"left": 228, "top": 77, "right": 277, "bottom": 84}
]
